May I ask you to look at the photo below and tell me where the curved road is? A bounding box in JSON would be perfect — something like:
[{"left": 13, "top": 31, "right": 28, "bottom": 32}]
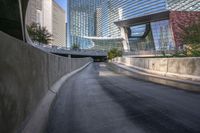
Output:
[{"left": 47, "top": 63, "right": 200, "bottom": 133}]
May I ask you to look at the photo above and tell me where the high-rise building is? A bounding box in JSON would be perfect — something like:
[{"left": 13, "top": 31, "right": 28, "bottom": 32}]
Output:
[
  {"left": 67, "top": 0, "right": 102, "bottom": 49},
  {"left": 26, "top": 0, "right": 52, "bottom": 34},
  {"left": 68, "top": 0, "right": 200, "bottom": 51},
  {"left": 26, "top": 0, "right": 66, "bottom": 47},
  {"left": 95, "top": 8, "right": 102, "bottom": 37},
  {"left": 43, "top": 0, "right": 53, "bottom": 34},
  {"left": 66, "top": 23, "right": 68, "bottom": 47},
  {"left": 52, "top": 0, "right": 66, "bottom": 47}
]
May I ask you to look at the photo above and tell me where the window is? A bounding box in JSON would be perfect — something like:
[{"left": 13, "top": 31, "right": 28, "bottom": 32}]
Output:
[
  {"left": 151, "top": 20, "right": 175, "bottom": 50},
  {"left": 129, "top": 24, "right": 146, "bottom": 37}
]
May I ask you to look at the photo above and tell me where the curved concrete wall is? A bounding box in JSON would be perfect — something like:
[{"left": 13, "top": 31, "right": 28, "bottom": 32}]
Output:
[
  {"left": 114, "top": 57, "right": 200, "bottom": 81},
  {"left": 0, "top": 32, "right": 92, "bottom": 133}
]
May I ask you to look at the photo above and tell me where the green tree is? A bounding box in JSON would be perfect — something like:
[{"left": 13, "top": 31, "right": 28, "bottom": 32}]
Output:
[
  {"left": 181, "top": 21, "right": 200, "bottom": 57},
  {"left": 108, "top": 48, "right": 122, "bottom": 60},
  {"left": 72, "top": 43, "right": 80, "bottom": 50},
  {"left": 27, "top": 23, "right": 52, "bottom": 45}
]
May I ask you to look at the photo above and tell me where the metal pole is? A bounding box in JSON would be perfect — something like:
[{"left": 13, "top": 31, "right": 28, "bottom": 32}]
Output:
[
  {"left": 68, "top": 54, "right": 71, "bottom": 72},
  {"left": 18, "top": 0, "right": 25, "bottom": 41},
  {"left": 67, "top": 0, "right": 71, "bottom": 48}
]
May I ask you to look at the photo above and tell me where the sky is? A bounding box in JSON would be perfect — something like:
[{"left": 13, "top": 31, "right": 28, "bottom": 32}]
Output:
[{"left": 55, "top": 0, "right": 67, "bottom": 20}]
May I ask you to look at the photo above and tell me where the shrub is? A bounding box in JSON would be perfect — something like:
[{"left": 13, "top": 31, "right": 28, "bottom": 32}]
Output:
[
  {"left": 108, "top": 48, "right": 122, "bottom": 60},
  {"left": 27, "top": 23, "right": 52, "bottom": 45},
  {"left": 181, "top": 21, "right": 200, "bottom": 57},
  {"left": 72, "top": 43, "right": 80, "bottom": 50}
]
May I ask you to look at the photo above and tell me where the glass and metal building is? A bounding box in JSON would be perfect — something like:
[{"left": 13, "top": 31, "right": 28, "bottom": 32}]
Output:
[
  {"left": 67, "top": 0, "right": 102, "bottom": 49},
  {"left": 68, "top": 0, "right": 123, "bottom": 50},
  {"left": 67, "top": 0, "right": 200, "bottom": 51}
]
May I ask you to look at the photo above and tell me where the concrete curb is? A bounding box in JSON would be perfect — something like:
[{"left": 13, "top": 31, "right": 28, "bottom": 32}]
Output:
[
  {"left": 110, "top": 62, "right": 200, "bottom": 92},
  {"left": 117, "top": 62, "right": 200, "bottom": 82},
  {"left": 21, "top": 62, "right": 92, "bottom": 133}
]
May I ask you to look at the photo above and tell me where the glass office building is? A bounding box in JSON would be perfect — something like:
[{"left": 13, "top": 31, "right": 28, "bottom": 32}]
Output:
[
  {"left": 68, "top": 0, "right": 200, "bottom": 51},
  {"left": 67, "top": 0, "right": 102, "bottom": 49}
]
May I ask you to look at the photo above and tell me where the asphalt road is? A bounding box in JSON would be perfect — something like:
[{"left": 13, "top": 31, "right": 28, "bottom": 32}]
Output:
[{"left": 46, "top": 63, "right": 200, "bottom": 133}]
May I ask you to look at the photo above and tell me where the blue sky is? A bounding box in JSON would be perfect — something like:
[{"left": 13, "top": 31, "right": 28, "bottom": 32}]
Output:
[
  {"left": 55, "top": 0, "right": 67, "bottom": 21},
  {"left": 55, "top": 0, "right": 67, "bottom": 13}
]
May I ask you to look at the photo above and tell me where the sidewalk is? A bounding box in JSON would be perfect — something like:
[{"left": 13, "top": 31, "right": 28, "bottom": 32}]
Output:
[{"left": 109, "top": 62, "right": 200, "bottom": 92}]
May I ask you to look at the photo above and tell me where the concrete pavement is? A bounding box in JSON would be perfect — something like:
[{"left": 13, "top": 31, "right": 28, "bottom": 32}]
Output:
[{"left": 46, "top": 63, "right": 200, "bottom": 133}]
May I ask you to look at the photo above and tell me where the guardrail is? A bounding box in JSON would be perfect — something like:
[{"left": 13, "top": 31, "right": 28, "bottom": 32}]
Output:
[
  {"left": 31, "top": 44, "right": 107, "bottom": 57},
  {"left": 123, "top": 50, "right": 178, "bottom": 57}
]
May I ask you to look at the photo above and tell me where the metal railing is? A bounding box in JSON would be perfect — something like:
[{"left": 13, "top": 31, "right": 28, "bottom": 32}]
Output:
[
  {"left": 123, "top": 50, "right": 177, "bottom": 57},
  {"left": 31, "top": 43, "right": 107, "bottom": 56}
]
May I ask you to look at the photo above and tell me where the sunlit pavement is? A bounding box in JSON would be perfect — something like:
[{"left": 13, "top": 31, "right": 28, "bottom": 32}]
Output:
[{"left": 47, "top": 63, "right": 200, "bottom": 133}]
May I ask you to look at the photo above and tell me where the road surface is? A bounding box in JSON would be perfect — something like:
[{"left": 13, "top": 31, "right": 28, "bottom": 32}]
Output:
[{"left": 46, "top": 63, "right": 200, "bottom": 133}]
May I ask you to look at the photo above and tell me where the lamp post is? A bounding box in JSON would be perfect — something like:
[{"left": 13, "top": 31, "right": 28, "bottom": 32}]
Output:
[{"left": 18, "top": 0, "right": 25, "bottom": 41}]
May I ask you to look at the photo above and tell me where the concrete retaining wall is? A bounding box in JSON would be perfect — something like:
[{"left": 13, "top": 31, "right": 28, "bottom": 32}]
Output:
[
  {"left": 113, "top": 57, "right": 200, "bottom": 81},
  {"left": 0, "top": 32, "right": 92, "bottom": 133}
]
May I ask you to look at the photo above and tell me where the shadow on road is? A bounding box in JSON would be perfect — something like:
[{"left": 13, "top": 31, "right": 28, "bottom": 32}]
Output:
[{"left": 98, "top": 72, "right": 198, "bottom": 133}]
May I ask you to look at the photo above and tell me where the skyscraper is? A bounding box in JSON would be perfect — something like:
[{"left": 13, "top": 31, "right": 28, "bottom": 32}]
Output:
[
  {"left": 26, "top": 0, "right": 52, "bottom": 34},
  {"left": 52, "top": 0, "right": 66, "bottom": 47},
  {"left": 26, "top": 0, "right": 66, "bottom": 47},
  {"left": 67, "top": 0, "right": 102, "bottom": 49},
  {"left": 68, "top": 0, "right": 200, "bottom": 51}
]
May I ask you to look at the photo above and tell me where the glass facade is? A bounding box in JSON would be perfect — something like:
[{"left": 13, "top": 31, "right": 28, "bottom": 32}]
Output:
[
  {"left": 68, "top": 0, "right": 168, "bottom": 50},
  {"left": 68, "top": 0, "right": 200, "bottom": 51},
  {"left": 166, "top": 0, "right": 200, "bottom": 11},
  {"left": 92, "top": 40, "right": 123, "bottom": 51},
  {"left": 129, "top": 25, "right": 155, "bottom": 51},
  {"left": 151, "top": 20, "right": 175, "bottom": 50},
  {"left": 129, "top": 25, "right": 146, "bottom": 37},
  {"left": 68, "top": 0, "right": 102, "bottom": 49},
  {"left": 108, "top": 0, "right": 167, "bottom": 20},
  {"left": 128, "top": 20, "right": 175, "bottom": 51}
]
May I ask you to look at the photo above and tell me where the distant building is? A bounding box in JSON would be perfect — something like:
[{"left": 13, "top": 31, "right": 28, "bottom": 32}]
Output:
[
  {"left": 26, "top": 0, "right": 52, "bottom": 34},
  {"left": 65, "top": 23, "right": 67, "bottom": 45},
  {"left": 95, "top": 8, "right": 102, "bottom": 37},
  {"left": 43, "top": 0, "right": 53, "bottom": 34},
  {"left": 68, "top": 0, "right": 200, "bottom": 52},
  {"left": 52, "top": 0, "right": 66, "bottom": 47},
  {"left": 26, "top": 0, "right": 66, "bottom": 47}
]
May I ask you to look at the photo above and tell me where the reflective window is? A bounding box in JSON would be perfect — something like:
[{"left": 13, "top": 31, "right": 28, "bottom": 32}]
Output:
[
  {"left": 151, "top": 20, "right": 175, "bottom": 50},
  {"left": 68, "top": 0, "right": 102, "bottom": 49},
  {"left": 68, "top": 0, "right": 168, "bottom": 49},
  {"left": 166, "top": 0, "right": 200, "bottom": 11},
  {"left": 129, "top": 25, "right": 146, "bottom": 37},
  {"left": 68, "top": 0, "right": 199, "bottom": 50},
  {"left": 93, "top": 39, "right": 123, "bottom": 51},
  {"left": 129, "top": 28, "right": 155, "bottom": 51},
  {"left": 109, "top": 0, "right": 167, "bottom": 21}
]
